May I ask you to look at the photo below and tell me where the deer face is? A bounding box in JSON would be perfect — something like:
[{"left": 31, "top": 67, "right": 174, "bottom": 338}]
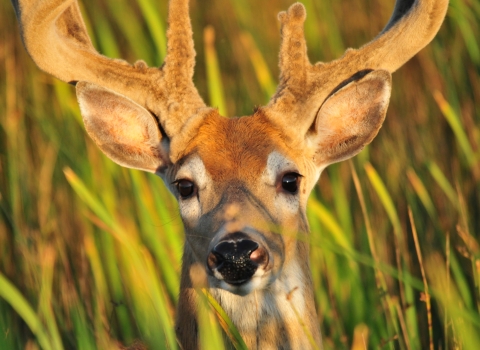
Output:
[{"left": 164, "top": 110, "right": 318, "bottom": 295}]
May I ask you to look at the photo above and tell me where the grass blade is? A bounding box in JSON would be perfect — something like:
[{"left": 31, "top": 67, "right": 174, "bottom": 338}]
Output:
[
  {"left": 0, "top": 273, "right": 53, "bottom": 350},
  {"left": 433, "top": 91, "right": 477, "bottom": 168},
  {"left": 204, "top": 26, "right": 227, "bottom": 116},
  {"left": 364, "top": 163, "right": 402, "bottom": 236}
]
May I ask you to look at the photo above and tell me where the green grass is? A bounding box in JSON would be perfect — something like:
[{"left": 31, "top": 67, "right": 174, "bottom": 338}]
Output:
[{"left": 1, "top": 0, "right": 479, "bottom": 349}]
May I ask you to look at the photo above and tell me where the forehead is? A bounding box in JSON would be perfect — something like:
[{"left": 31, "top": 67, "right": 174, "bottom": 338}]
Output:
[{"left": 180, "top": 111, "right": 297, "bottom": 181}]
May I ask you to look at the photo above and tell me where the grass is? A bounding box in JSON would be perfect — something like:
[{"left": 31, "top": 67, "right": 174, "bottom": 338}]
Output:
[{"left": 0, "top": 0, "right": 479, "bottom": 349}]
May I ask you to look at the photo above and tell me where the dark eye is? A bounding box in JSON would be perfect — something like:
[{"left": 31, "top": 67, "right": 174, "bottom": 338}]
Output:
[
  {"left": 281, "top": 173, "right": 300, "bottom": 194},
  {"left": 176, "top": 179, "right": 195, "bottom": 198}
]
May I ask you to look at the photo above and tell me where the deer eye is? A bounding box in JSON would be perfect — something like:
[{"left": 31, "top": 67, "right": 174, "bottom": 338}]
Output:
[
  {"left": 281, "top": 173, "right": 301, "bottom": 194},
  {"left": 175, "top": 179, "right": 195, "bottom": 199}
]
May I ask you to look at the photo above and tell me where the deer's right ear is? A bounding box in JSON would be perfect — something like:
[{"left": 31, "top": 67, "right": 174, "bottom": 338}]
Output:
[
  {"left": 309, "top": 70, "right": 392, "bottom": 168},
  {"left": 76, "top": 82, "right": 170, "bottom": 173}
]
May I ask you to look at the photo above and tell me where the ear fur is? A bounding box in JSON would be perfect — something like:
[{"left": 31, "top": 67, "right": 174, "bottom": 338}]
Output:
[
  {"left": 76, "top": 82, "right": 169, "bottom": 173},
  {"left": 310, "top": 70, "right": 392, "bottom": 167}
]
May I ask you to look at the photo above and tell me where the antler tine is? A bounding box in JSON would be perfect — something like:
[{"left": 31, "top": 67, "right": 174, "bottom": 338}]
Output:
[
  {"left": 161, "top": 0, "right": 207, "bottom": 133},
  {"left": 263, "top": 3, "right": 314, "bottom": 141},
  {"left": 165, "top": 0, "right": 196, "bottom": 83},
  {"left": 276, "top": 3, "right": 310, "bottom": 98},
  {"left": 264, "top": 0, "right": 448, "bottom": 140}
]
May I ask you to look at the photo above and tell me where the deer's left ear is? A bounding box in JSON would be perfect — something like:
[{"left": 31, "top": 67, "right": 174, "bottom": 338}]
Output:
[{"left": 310, "top": 70, "right": 392, "bottom": 167}]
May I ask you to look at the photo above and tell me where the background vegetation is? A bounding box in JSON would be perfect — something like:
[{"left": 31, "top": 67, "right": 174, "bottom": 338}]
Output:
[{"left": 0, "top": 0, "right": 479, "bottom": 349}]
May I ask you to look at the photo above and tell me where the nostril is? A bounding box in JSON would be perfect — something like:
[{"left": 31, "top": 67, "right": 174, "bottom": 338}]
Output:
[
  {"left": 249, "top": 246, "right": 268, "bottom": 265},
  {"left": 207, "top": 251, "right": 224, "bottom": 271}
]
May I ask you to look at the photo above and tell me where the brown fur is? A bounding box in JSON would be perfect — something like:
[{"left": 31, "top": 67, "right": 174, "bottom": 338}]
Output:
[{"left": 180, "top": 111, "right": 300, "bottom": 182}]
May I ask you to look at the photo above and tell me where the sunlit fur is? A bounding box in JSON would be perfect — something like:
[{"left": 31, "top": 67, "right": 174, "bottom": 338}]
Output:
[{"left": 162, "top": 110, "right": 322, "bottom": 348}]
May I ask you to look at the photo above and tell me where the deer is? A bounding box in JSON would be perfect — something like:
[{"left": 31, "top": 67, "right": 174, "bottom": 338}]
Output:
[{"left": 12, "top": 0, "right": 448, "bottom": 348}]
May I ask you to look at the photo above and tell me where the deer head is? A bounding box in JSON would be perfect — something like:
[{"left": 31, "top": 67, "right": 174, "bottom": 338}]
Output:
[{"left": 13, "top": 0, "right": 448, "bottom": 348}]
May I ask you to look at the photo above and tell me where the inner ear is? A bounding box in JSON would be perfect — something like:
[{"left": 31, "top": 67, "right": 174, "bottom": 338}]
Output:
[
  {"left": 76, "top": 82, "right": 170, "bottom": 173},
  {"left": 310, "top": 70, "right": 392, "bottom": 167}
]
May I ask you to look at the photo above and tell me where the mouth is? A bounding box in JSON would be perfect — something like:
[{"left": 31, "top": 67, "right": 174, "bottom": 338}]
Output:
[
  {"left": 224, "top": 278, "right": 249, "bottom": 286},
  {"left": 210, "top": 267, "right": 269, "bottom": 296}
]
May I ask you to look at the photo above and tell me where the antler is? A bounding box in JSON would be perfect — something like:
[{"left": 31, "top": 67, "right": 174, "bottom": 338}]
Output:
[
  {"left": 264, "top": 0, "right": 449, "bottom": 138},
  {"left": 11, "top": 0, "right": 205, "bottom": 136}
]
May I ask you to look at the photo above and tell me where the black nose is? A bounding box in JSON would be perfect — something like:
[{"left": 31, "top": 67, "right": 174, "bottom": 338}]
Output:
[{"left": 207, "top": 236, "right": 267, "bottom": 284}]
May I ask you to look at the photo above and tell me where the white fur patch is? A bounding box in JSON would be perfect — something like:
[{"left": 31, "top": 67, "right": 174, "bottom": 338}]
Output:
[
  {"left": 273, "top": 260, "right": 306, "bottom": 317},
  {"left": 262, "top": 151, "right": 300, "bottom": 214},
  {"left": 175, "top": 156, "right": 211, "bottom": 222}
]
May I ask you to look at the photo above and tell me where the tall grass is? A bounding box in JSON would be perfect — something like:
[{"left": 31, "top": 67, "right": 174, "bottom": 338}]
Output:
[{"left": 1, "top": 0, "right": 479, "bottom": 349}]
